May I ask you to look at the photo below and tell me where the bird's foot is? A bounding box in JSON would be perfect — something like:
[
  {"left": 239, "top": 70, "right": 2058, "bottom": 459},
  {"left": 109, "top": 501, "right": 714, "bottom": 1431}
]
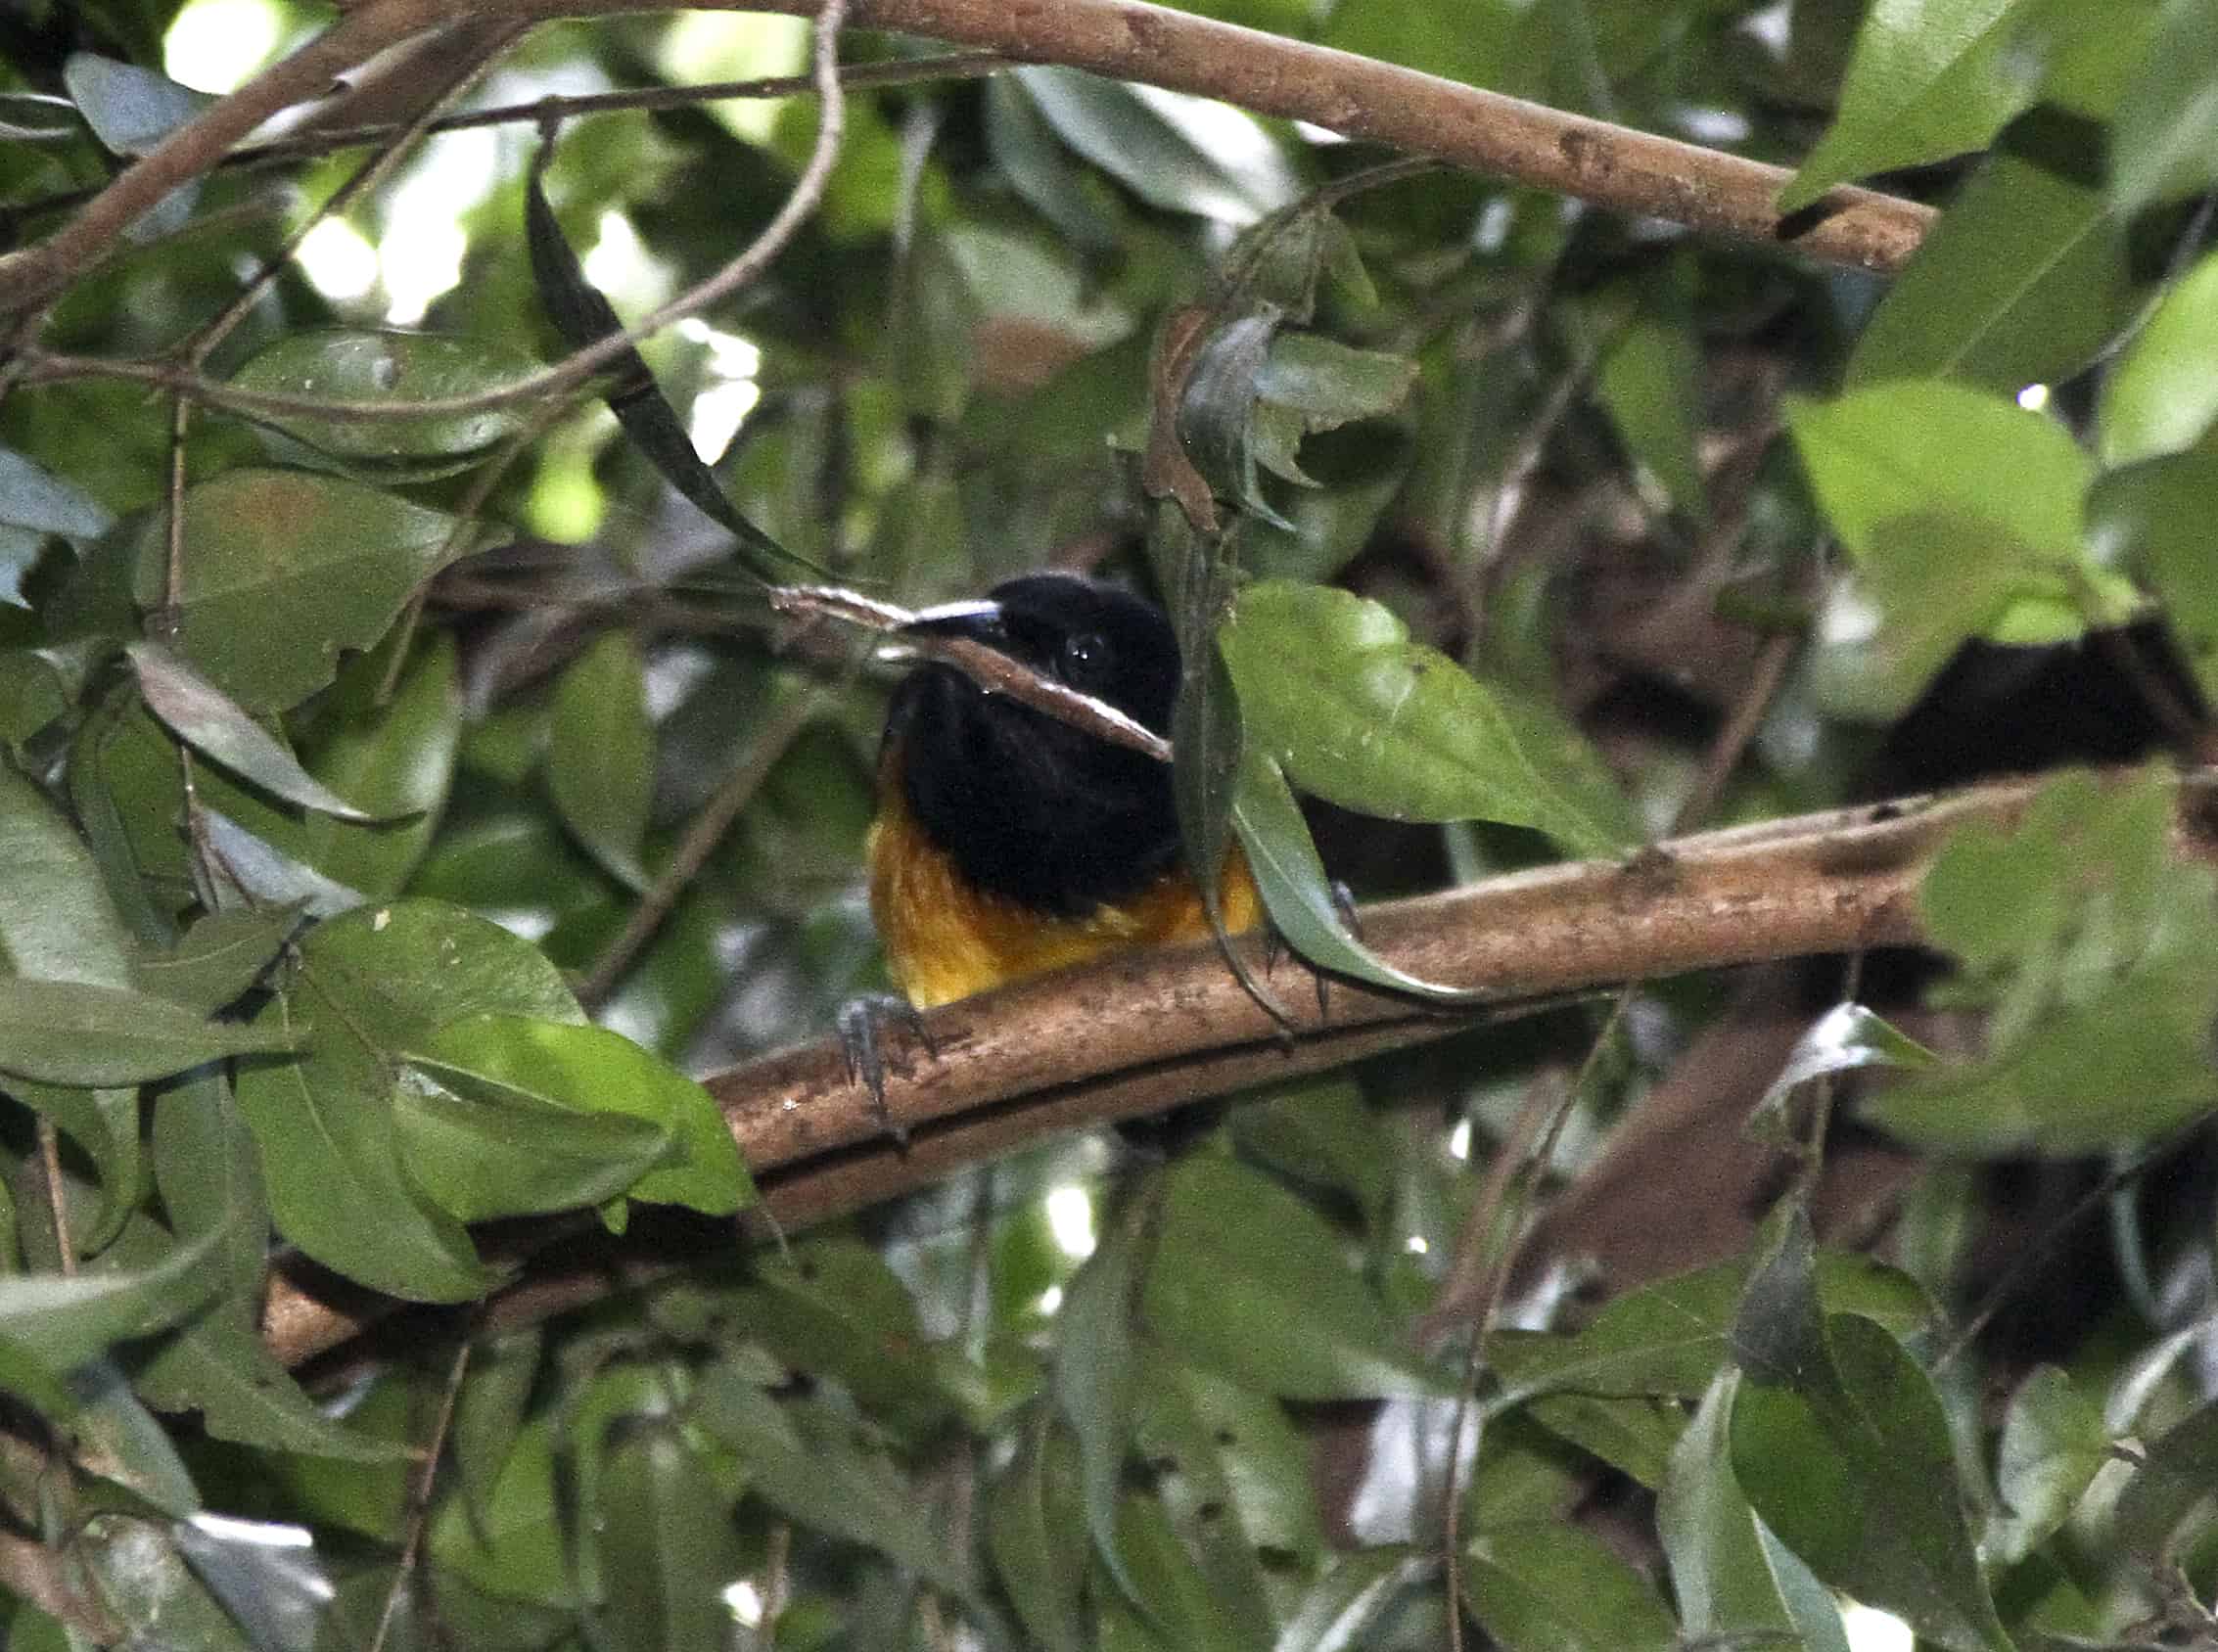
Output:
[{"left": 836, "top": 993, "right": 937, "bottom": 1146}]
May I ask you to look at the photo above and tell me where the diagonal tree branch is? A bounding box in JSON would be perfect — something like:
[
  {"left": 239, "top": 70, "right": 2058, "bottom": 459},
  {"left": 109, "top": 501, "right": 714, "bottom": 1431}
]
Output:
[
  {"left": 7, "top": 0, "right": 1933, "bottom": 355},
  {"left": 262, "top": 769, "right": 2218, "bottom": 1370}
]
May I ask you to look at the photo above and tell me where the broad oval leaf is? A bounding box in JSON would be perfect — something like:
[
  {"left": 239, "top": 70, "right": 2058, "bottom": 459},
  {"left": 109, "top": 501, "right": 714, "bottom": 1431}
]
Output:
[
  {"left": 1221, "top": 579, "right": 1639, "bottom": 857},
  {"left": 129, "top": 469, "right": 480, "bottom": 713},
  {"left": 405, "top": 1014, "right": 749, "bottom": 1217},
  {"left": 1660, "top": 1372, "right": 1852, "bottom": 1652},
  {"left": 0, "top": 763, "right": 132, "bottom": 986},
  {"left": 1848, "top": 111, "right": 2132, "bottom": 394},
  {"left": 1143, "top": 1152, "right": 1445, "bottom": 1400},
  {"left": 1787, "top": 381, "right": 2089, "bottom": 563},
  {"left": 1461, "top": 1521, "right": 1679, "bottom": 1652},
  {"left": 228, "top": 330, "right": 532, "bottom": 471},
  {"left": 394, "top": 1065, "right": 678, "bottom": 1224}
]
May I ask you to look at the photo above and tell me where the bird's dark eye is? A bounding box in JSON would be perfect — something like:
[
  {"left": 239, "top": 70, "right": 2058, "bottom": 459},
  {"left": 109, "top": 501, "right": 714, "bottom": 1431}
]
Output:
[{"left": 1059, "top": 630, "right": 1111, "bottom": 687}]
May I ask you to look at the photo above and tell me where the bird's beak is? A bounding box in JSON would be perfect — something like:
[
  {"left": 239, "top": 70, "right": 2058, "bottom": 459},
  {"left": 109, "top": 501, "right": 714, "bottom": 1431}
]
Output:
[{"left": 899, "top": 598, "right": 1005, "bottom": 645}]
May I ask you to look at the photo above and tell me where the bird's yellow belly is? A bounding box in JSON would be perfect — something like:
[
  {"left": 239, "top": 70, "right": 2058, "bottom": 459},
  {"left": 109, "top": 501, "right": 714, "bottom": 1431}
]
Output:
[{"left": 865, "top": 790, "right": 1262, "bottom": 1009}]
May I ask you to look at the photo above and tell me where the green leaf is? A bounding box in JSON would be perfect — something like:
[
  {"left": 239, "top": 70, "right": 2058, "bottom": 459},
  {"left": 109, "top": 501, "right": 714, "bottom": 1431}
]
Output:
[
  {"left": 986, "top": 74, "right": 1121, "bottom": 252},
  {"left": 394, "top": 1060, "right": 678, "bottom": 1223},
  {"left": 0, "top": 444, "right": 114, "bottom": 538},
  {"left": 233, "top": 900, "right": 573, "bottom": 1301},
  {"left": 130, "top": 1074, "right": 400, "bottom": 1461},
  {"left": 1254, "top": 334, "right": 1419, "bottom": 442},
  {"left": 2111, "top": 0, "right": 2218, "bottom": 208},
  {"left": 548, "top": 631, "right": 652, "bottom": 891},
  {"left": 131, "top": 904, "right": 300, "bottom": 1015},
  {"left": 0, "top": 762, "right": 133, "bottom": 985},
  {"left": 709, "top": 1238, "right": 959, "bottom": 1440},
  {"left": 1728, "top": 1211, "right": 2014, "bottom": 1652},
  {"left": 988, "top": 1421, "right": 1090, "bottom": 1652},
  {"left": 2113, "top": 1395, "right": 2218, "bottom": 1565},
  {"left": 405, "top": 1014, "right": 749, "bottom": 1217},
  {"left": 2101, "top": 249, "right": 2218, "bottom": 467},
  {"left": 523, "top": 146, "right": 811, "bottom": 580},
  {"left": 129, "top": 469, "right": 475, "bottom": 713},
  {"left": 1660, "top": 1371, "right": 1852, "bottom": 1652},
  {"left": 453, "top": 1328, "right": 540, "bottom": 1530},
  {"left": 0, "top": 978, "right": 293, "bottom": 1086},
  {"left": 1143, "top": 1152, "right": 1444, "bottom": 1399},
  {"left": 1867, "top": 768, "right": 2218, "bottom": 1154},
  {"left": 1460, "top": 1522, "right": 1680, "bottom": 1652},
  {"left": 1055, "top": 1191, "right": 1149, "bottom": 1606},
  {"left": 1274, "top": 1547, "right": 1428, "bottom": 1652},
  {"left": 126, "top": 643, "right": 387, "bottom": 821},
  {"left": 1523, "top": 1392, "right": 1686, "bottom": 1488},
  {"left": 1489, "top": 1250, "right": 1935, "bottom": 1405},
  {"left": 2094, "top": 437, "right": 2218, "bottom": 701},
  {"left": 63, "top": 51, "right": 211, "bottom": 156},
  {"left": 1788, "top": 381, "right": 2089, "bottom": 564},
  {"left": 1779, "top": 0, "right": 2049, "bottom": 211},
  {"left": 1222, "top": 580, "right": 1639, "bottom": 856},
  {"left": 1102, "top": 1488, "right": 1254, "bottom": 1652},
  {"left": 1012, "top": 67, "right": 1297, "bottom": 226},
  {"left": 1594, "top": 297, "right": 1707, "bottom": 523},
  {"left": 592, "top": 1422, "right": 747, "bottom": 1652},
  {"left": 1848, "top": 110, "right": 2133, "bottom": 395},
  {"left": 1746, "top": 1001, "right": 1938, "bottom": 1144},
  {"left": 691, "top": 1360, "right": 974, "bottom": 1597},
  {"left": 6, "top": 1078, "right": 144, "bottom": 1254},
  {"left": 193, "top": 634, "right": 461, "bottom": 902},
  {"left": 0, "top": 1222, "right": 219, "bottom": 1404},
  {"left": 228, "top": 329, "right": 533, "bottom": 473},
  {"left": 1987, "top": 1365, "right": 2113, "bottom": 1564}
]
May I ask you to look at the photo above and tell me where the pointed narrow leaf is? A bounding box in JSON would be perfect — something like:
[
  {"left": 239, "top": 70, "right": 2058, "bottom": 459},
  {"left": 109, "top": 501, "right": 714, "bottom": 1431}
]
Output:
[
  {"left": 0, "top": 444, "right": 114, "bottom": 538},
  {"left": 1231, "top": 748, "right": 1479, "bottom": 1001},
  {"left": 1779, "top": 0, "right": 2045, "bottom": 211},
  {"left": 524, "top": 147, "right": 811, "bottom": 580},
  {"left": 127, "top": 644, "right": 387, "bottom": 821},
  {"left": 548, "top": 632, "right": 652, "bottom": 891},
  {"left": 0, "top": 978, "right": 293, "bottom": 1085}
]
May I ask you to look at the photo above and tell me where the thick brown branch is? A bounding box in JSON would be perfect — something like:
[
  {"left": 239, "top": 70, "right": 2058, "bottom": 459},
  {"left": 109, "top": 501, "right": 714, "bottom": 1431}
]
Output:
[
  {"left": 263, "top": 770, "right": 2212, "bottom": 1370},
  {"left": 0, "top": 0, "right": 452, "bottom": 314},
  {"left": 13, "top": 0, "right": 1931, "bottom": 341},
  {"left": 545, "top": 0, "right": 1935, "bottom": 274}
]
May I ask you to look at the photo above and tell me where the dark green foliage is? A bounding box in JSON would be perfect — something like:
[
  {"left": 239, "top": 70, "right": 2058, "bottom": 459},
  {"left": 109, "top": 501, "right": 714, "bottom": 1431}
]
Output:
[{"left": 8, "top": 0, "right": 2218, "bottom": 1646}]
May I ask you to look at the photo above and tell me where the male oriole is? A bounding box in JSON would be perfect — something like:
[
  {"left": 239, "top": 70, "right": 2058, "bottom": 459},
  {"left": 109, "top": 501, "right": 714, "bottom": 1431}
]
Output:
[{"left": 867, "top": 574, "right": 1260, "bottom": 1008}]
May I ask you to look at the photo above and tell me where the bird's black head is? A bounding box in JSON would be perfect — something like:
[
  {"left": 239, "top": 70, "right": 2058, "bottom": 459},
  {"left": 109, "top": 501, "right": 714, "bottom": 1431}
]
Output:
[{"left": 884, "top": 574, "right": 1181, "bottom": 917}]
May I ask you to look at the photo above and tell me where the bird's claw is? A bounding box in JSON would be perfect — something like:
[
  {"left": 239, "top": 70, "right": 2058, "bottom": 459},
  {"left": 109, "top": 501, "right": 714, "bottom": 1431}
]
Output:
[
  {"left": 1261, "top": 880, "right": 1363, "bottom": 1016},
  {"left": 836, "top": 993, "right": 936, "bottom": 1146}
]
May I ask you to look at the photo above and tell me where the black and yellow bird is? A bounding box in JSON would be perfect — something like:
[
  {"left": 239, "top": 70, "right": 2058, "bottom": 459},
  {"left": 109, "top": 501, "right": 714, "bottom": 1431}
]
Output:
[{"left": 867, "top": 574, "right": 1260, "bottom": 1009}]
